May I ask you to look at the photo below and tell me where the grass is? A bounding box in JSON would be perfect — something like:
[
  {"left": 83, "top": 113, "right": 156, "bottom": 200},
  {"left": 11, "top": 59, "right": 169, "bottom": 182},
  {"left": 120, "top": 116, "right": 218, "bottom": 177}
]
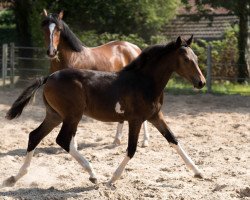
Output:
[{"left": 165, "top": 79, "right": 250, "bottom": 96}]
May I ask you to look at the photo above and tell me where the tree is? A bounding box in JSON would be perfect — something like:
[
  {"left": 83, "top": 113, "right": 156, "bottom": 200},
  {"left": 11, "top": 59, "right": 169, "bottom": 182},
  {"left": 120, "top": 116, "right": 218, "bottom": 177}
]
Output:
[
  {"left": 48, "top": 0, "right": 181, "bottom": 42},
  {"left": 182, "top": 0, "right": 250, "bottom": 83}
]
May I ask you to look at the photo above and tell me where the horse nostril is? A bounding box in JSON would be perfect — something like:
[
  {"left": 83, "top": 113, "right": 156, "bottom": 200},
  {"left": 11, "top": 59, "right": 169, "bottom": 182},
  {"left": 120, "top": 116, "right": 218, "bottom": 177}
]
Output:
[
  {"left": 198, "top": 81, "right": 204, "bottom": 88},
  {"left": 47, "top": 50, "right": 50, "bottom": 55}
]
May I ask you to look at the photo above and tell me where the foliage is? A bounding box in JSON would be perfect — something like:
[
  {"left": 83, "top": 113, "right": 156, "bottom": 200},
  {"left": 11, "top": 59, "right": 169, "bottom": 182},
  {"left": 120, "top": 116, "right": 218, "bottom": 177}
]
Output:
[
  {"left": 48, "top": 0, "right": 181, "bottom": 42},
  {"left": 209, "top": 26, "right": 239, "bottom": 79},
  {"left": 0, "top": 9, "right": 17, "bottom": 45},
  {"left": 181, "top": 0, "right": 250, "bottom": 82},
  {"left": 190, "top": 26, "right": 239, "bottom": 79},
  {"left": 78, "top": 31, "right": 148, "bottom": 49}
]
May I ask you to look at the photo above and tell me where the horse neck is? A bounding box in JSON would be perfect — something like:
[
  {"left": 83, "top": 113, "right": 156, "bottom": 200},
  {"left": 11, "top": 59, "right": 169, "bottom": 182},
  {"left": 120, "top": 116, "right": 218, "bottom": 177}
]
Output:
[
  {"left": 141, "top": 54, "right": 175, "bottom": 97},
  {"left": 51, "top": 39, "right": 85, "bottom": 72}
]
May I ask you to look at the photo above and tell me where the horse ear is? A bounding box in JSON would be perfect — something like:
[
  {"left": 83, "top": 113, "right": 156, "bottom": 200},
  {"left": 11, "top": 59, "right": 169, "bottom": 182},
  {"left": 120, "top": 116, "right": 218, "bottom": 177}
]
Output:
[
  {"left": 58, "top": 10, "right": 64, "bottom": 20},
  {"left": 176, "top": 36, "right": 182, "bottom": 48},
  {"left": 186, "top": 35, "right": 193, "bottom": 46},
  {"left": 43, "top": 9, "right": 48, "bottom": 17}
]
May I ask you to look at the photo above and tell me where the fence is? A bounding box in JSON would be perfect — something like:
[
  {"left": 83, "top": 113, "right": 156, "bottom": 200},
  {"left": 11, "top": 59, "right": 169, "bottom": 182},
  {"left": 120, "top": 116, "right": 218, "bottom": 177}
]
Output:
[
  {"left": 1, "top": 43, "right": 49, "bottom": 87},
  {"left": 0, "top": 43, "right": 249, "bottom": 93}
]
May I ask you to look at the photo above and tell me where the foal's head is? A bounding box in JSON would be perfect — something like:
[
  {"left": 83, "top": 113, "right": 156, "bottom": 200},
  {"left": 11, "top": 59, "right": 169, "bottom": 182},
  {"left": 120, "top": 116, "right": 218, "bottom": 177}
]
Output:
[
  {"left": 173, "top": 36, "right": 206, "bottom": 89},
  {"left": 41, "top": 10, "right": 64, "bottom": 58}
]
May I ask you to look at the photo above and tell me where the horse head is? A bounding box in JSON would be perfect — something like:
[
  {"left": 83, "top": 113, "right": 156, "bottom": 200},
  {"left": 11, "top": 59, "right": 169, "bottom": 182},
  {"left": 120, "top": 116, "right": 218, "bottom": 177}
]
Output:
[{"left": 42, "top": 9, "right": 64, "bottom": 58}]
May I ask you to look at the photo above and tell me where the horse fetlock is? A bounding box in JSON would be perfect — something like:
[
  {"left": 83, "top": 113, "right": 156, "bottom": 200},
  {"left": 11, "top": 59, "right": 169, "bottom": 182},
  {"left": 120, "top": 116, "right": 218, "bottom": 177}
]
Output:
[
  {"left": 113, "top": 138, "right": 121, "bottom": 146},
  {"left": 2, "top": 176, "right": 16, "bottom": 187},
  {"left": 142, "top": 140, "right": 149, "bottom": 147}
]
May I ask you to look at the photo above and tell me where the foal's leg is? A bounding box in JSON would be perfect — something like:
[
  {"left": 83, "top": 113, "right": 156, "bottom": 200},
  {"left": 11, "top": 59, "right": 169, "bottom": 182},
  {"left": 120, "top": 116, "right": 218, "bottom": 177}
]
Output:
[
  {"left": 149, "top": 112, "right": 203, "bottom": 178},
  {"left": 113, "top": 122, "right": 124, "bottom": 145},
  {"left": 2, "top": 109, "right": 61, "bottom": 187},
  {"left": 56, "top": 120, "right": 97, "bottom": 184},
  {"left": 113, "top": 121, "right": 149, "bottom": 147},
  {"left": 108, "top": 120, "right": 142, "bottom": 185}
]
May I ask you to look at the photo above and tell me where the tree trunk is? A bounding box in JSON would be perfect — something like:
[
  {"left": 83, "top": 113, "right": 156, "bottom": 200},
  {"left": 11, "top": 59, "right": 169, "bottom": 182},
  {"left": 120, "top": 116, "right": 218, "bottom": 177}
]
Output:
[{"left": 237, "top": 1, "right": 249, "bottom": 83}]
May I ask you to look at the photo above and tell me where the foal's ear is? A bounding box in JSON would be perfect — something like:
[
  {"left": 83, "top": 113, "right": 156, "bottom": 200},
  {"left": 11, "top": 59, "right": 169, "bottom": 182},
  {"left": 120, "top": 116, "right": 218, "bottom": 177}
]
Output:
[
  {"left": 58, "top": 10, "right": 64, "bottom": 20},
  {"left": 43, "top": 9, "right": 48, "bottom": 17},
  {"left": 186, "top": 35, "right": 193, "bottom": 46},
  {"left": 176, "top": 36, "right": 182, "bottom": 48}
]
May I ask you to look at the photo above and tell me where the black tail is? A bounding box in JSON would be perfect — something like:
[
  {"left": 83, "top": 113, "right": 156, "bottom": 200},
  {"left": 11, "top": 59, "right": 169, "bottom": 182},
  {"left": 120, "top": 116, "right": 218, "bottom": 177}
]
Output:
[{"left": 6, "top": 76, "right": 49, "bottom": 120}]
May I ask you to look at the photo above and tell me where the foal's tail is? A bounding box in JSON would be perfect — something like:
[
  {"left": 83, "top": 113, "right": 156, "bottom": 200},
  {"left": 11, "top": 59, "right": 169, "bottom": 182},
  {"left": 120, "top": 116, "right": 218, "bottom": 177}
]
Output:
[{"left": 6, "top": 76, "right": 49, "bottom": 120}]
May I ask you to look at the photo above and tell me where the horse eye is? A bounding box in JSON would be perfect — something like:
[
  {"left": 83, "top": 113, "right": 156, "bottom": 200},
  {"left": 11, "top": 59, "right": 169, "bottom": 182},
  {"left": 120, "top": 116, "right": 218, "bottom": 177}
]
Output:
[{"left": 184, "top": 57, "right": 190, "bottom": 62}]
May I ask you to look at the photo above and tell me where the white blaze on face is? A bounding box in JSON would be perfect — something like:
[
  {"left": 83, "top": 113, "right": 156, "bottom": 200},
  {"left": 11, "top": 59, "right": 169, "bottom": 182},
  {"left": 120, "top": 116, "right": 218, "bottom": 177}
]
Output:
[
  {"left": 188, "top": 47, "right": 198, "bottom": 64},
  {"left": 115, "top": 102, "right": 125, "bottom": 114},
  {"left": 49, "top": 23, "right": 56, "bottom": 40}
]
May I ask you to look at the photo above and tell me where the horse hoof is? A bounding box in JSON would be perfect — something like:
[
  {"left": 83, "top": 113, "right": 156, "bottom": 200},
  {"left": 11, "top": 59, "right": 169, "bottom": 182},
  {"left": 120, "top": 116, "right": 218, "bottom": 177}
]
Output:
[
  {"left": 194, "top": 173, "right": 203, "bottom": 179},
  {"left": 106, "top": 181, "right": 116, "bottom": 190},
  {"left": 89, "top": 177, "right": 97, "bottom": 184},
  {"left": 2, "top": 176, "right": 16, "bottom": 187},
  {"left": 113, "top": 138, "right": 121, "bottom": 146},
  {"left": 142, "top": 140, "right": 149, "bottom": 147}
]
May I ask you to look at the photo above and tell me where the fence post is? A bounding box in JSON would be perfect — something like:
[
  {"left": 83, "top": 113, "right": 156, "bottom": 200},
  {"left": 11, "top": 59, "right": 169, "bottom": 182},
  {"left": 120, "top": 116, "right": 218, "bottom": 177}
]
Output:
[
  {"left": 10, "top": 43, "right": 15, "bottom": 87},
  {"left": 206, "top": 45, "right": 212, "bottom": 93},
  {"left": 2, "top": 44, "right": 8, "bottom": 87}
]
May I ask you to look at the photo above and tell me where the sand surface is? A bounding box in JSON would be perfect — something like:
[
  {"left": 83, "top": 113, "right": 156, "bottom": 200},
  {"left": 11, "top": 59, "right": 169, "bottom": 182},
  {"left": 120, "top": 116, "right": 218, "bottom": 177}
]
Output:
[{"left": 0, "top": 88, "right": 249, "bottom": 200}]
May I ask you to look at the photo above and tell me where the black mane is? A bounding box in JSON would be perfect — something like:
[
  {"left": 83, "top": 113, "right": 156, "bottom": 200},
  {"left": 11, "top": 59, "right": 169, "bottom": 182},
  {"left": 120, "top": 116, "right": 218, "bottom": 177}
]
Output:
[
  {"left": 41, "top": 14, "right": 83, "bottom": 52},
  {"left": 121, "top": 41, "right": 178, "bottom": 72}
]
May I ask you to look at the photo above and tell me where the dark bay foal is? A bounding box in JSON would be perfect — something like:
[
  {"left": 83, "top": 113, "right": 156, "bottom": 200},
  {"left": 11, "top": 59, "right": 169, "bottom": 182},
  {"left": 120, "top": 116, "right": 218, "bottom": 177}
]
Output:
[
  {"left": 42, "top": 10, "right": 149, "bottom": 146},
  {"left": 3, "top": 36, "right": 206, "bottom": 187}
]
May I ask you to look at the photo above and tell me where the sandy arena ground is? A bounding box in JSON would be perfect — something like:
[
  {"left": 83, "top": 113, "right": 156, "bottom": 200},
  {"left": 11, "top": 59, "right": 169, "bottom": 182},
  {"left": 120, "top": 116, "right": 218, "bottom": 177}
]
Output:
[{"left": 0, "top": 88, "right": 249, "bottom": 200}]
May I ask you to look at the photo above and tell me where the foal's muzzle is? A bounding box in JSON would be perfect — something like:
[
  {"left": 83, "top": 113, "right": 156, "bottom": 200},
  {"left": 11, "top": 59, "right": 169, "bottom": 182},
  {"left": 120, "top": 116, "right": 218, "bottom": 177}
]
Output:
[{"left": 192, "top": 77, "right": 206, "bottom": 89}]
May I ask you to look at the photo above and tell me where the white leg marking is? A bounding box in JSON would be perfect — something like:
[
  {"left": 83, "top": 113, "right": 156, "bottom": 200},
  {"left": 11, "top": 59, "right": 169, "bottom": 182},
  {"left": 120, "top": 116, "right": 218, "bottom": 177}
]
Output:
[
  {"left": 142, "top": 121, "right": 149, "bottom": 147},
  {"left": 171, "top": 143, "right": 202, "bottom": 177},
  {"left": 69, "top": 137, "right": 97, "bottom": 180},
  {"left": 15, "top": 150, "right": 34, "bottom": 181},
  {"left": 108, "top": 156, "right": 130, "bottom": 185},
  {"left": 115, "top": 102, "right": 125, "bottom": 114},
  {"left": 113, "top": 122, "right": 124, "bottom": 145}
]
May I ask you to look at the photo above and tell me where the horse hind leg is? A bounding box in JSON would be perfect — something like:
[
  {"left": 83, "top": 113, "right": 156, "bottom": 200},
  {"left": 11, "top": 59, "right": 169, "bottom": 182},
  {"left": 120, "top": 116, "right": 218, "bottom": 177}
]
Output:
[
  {"left": 113, "top": 122, "right": 124, "bottom": 145},
  {"left": 56, "top": 120, "right": 97, "bottom": 184},
  {"left": 113, "top": 121, "right": 149, "bottom": 147},
  {"left": 2, "top": 106, "right": 62, "bottom": 187}
]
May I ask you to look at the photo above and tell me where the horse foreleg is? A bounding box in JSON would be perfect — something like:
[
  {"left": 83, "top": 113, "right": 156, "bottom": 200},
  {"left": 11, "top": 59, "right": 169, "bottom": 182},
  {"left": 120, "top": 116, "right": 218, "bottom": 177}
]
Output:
[
  {"left": 149, "top": 112, "right": 203, "bottom": 178},
  {"left": 2, "top": 110, "right": 61, "bottom": 187},
  {"left": 108, "top": 120, "right": 142, "bottom": 186},
  {"left": 56, "top": 122, "right": 97, "bottom": 184}
]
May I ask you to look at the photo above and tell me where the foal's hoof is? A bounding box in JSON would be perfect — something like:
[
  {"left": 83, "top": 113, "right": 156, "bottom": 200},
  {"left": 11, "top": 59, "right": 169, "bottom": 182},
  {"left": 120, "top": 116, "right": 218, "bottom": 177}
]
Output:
[
  {"left": 2, "top": 176, "right": 16, "bottom": 187},
  {"left": 113, "top": 138, "right": 121, "bottom": 146},
  {"left": 194, "top": 173, "right": 203, "bottom": 179},
  {"left": 89, "top": 177, "right": 97, "bottom": 184},
  {"left": 142, "top": 140, "right": 149, "bottom": 147}
]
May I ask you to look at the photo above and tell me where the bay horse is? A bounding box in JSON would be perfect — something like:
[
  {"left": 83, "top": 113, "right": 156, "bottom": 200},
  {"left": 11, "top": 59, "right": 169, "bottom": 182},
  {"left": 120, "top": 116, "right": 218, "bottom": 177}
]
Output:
[
  {"left": 42, "top": 9, "right": 149, "bottom": 147},
  {"left": 3, "top": 36, "right": 206, "bottom": 187}
]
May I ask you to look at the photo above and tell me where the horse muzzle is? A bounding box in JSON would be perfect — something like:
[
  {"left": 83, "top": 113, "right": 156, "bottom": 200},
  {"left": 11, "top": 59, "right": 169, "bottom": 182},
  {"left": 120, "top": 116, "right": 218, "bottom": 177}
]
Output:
[
  {"left": 192, "top": 77, "right": 206, "bottom": 89},
  {"left": 47, "top": 47, "right": 58, "bottom": 58}
]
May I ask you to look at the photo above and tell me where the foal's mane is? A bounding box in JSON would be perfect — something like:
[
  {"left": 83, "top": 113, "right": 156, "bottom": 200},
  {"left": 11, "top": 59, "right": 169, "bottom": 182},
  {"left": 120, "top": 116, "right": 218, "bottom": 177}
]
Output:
[
  {"left": 122, "top": 41, "right": 180, "bottom": 72},
  {"left": 41, "top": 13, "right": 83, "bottom": 52}
]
